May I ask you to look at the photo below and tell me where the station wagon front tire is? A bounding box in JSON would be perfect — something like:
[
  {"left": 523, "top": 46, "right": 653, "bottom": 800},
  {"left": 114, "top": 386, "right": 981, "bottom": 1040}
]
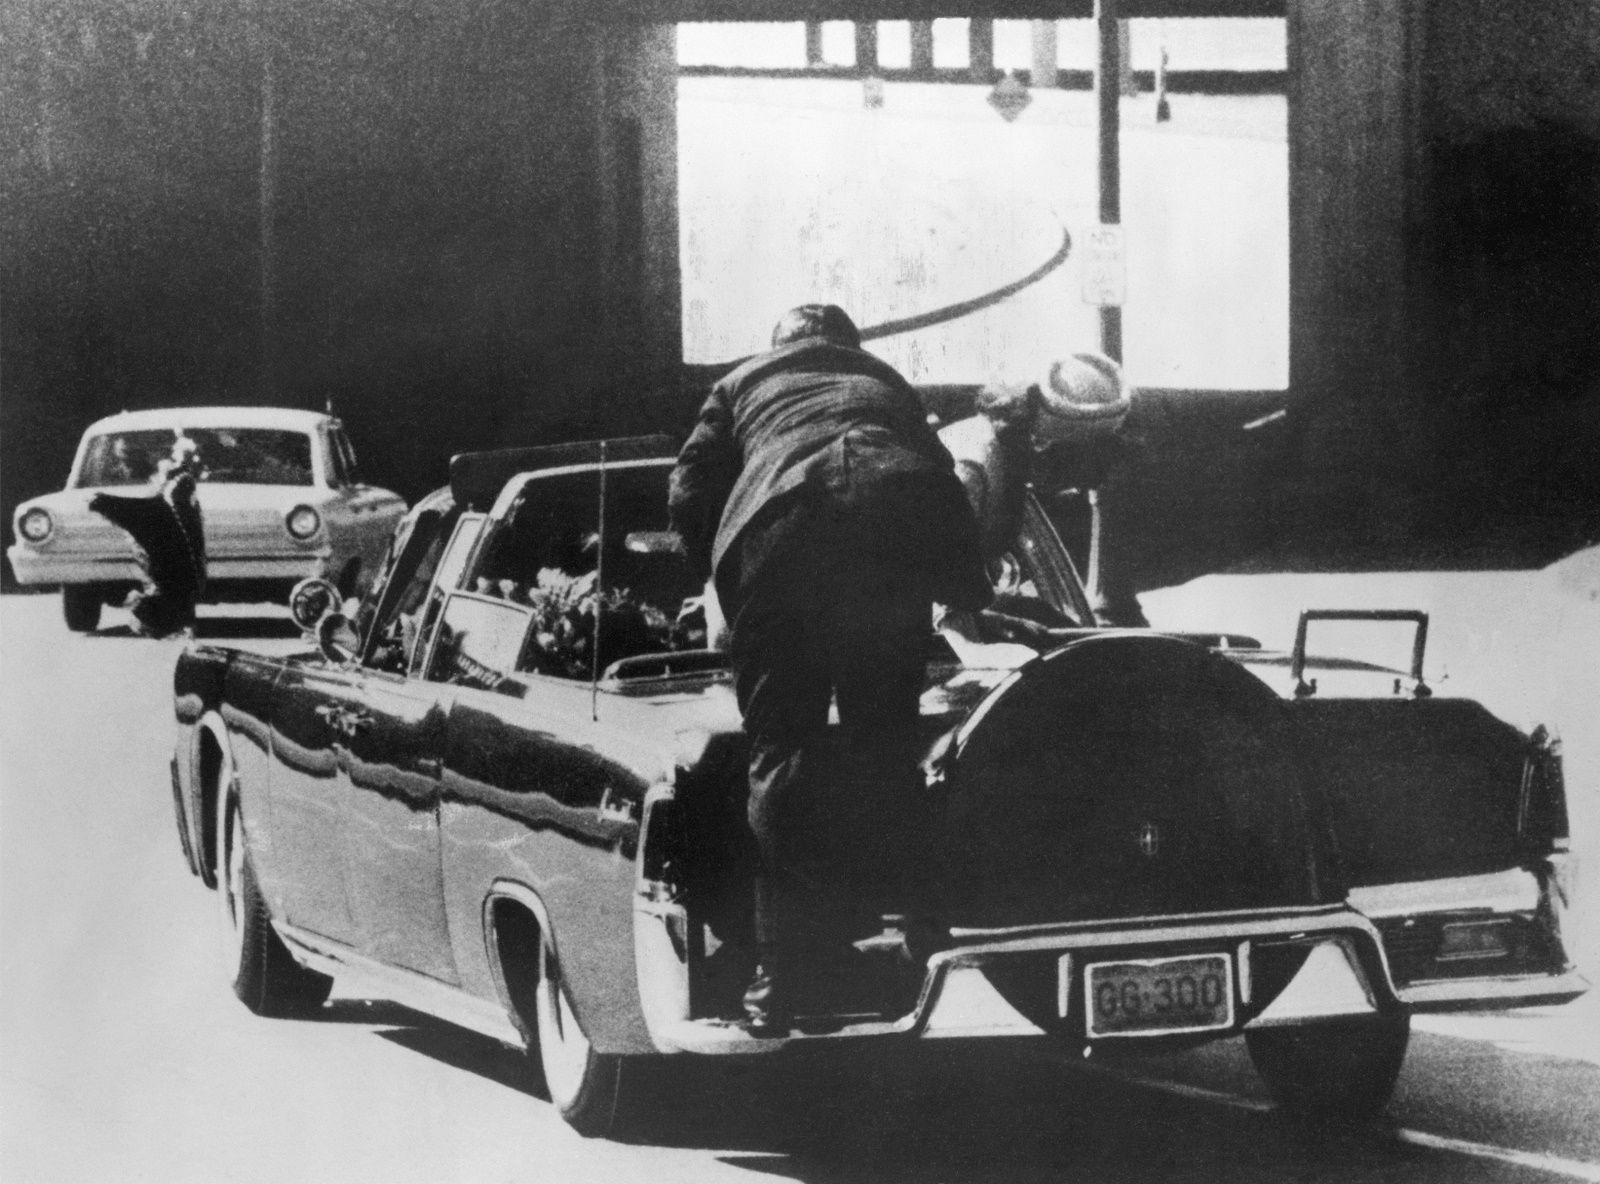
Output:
[
  {"left": 216, "top": 787, "right": 332, "bottom": 1017},
  {"left": 1246, "top": 1012, "right": 1410, "bottom": 1121},
  {"left": 62, "top": 585, "right": 101, "bottom": 632}
]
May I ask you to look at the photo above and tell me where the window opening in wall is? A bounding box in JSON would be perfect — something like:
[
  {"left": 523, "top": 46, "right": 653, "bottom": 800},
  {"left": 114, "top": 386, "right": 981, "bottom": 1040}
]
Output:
[
  {"left": 877, "top": 22, "right": 912, "bottom": 71},
  {"left": 676, "top": 18, "right": 1288, "bottom": 393},
  {"left": 819, "top": 21, "right": 856, "bottom": 68},
  {"left": 930, "top": 19, "right": 971, "bottom": 70}
]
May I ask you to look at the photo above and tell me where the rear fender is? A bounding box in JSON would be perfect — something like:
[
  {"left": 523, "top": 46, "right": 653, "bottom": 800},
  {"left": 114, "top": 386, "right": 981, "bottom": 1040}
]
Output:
[
  {"left": 1293, "top": 700, "right": 1563, "bottom": 886},
  {"left": 172, "top": 646, "right": 234, "bottom": 881},
  {"left": 192, "top": 712, "right": 235, "bottom": 889},
  {"left": 1313, "top": 710, "right": 1585, "bottom": 1009}
]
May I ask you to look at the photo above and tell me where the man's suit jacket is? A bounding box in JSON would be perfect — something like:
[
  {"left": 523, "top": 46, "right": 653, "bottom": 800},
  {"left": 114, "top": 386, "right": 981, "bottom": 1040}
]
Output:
[{"left": 669, "top": 339, "right": 990, "bottom": 611}]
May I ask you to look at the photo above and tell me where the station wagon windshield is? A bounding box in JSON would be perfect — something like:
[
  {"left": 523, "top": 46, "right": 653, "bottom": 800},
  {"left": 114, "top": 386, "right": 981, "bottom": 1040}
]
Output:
[{"left": 78, "top": 428, "right": 314, "bottom": 487}]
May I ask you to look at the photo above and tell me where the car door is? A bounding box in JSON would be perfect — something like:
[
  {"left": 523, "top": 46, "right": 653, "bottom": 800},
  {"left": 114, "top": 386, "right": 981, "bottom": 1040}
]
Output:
[
  {"left": 269, "top": 658, "right": 365, "bottom": 943},
  {"left": 337, "top": 511, "right": 485, "bottom": 981},
  {"left": 427, "top": 461, "right": 694, "bottom": 991},
  {"left": 336, "top": 671, "right": 457, "bottom": 980}
]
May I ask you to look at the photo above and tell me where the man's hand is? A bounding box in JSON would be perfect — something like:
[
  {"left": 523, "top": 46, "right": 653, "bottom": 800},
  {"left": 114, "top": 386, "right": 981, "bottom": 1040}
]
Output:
[{"left": 936, "top": 608, "right": 1036, "bottom": 670}]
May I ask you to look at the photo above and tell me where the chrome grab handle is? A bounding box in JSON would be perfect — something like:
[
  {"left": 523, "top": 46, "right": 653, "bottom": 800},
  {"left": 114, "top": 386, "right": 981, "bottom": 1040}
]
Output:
[{"left": 1290, "top": 609, "right": 1431, "bottom": 698}]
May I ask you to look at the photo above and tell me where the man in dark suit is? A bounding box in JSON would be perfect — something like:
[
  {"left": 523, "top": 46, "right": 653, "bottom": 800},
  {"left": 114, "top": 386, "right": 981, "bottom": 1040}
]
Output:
[
  {"left": 89, "top": 436, "right": 207, "bottom": 637},
  {"left": 670, "top": 304, "right": 992, "bottom": 1034}
]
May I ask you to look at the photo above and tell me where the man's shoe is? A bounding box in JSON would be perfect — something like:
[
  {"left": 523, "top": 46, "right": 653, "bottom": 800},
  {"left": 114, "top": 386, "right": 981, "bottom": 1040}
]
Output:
[{"left": 741, "top": 963, "right": 791, "bottom": 1038}]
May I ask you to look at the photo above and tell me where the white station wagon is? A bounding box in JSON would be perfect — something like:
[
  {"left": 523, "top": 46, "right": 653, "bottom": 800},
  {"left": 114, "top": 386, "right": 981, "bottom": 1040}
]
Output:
[{"left": 8, "top": 407, "right": 406, "bottom": 632}]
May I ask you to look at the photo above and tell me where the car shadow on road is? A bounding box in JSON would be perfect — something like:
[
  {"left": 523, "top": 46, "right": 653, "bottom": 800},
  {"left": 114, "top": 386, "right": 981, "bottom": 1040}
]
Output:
[
  {"left": 80, "top": 616, "right": 300, "bottom": 641},
  {"left": 321, "top": 1001, "right": 1532, "bottom": 1183},
  {"left": 308, "top": 992, "right": 1599, "bottom": 1183},
  {"left": 192, "top": 616, "right": 301, "bottom": 640},
  {"left": 320, "top": 997, "right": 543, "bottom": 1097}
]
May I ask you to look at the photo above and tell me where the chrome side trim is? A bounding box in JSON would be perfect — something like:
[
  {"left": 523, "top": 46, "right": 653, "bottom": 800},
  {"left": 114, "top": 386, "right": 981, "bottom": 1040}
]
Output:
[
  {"left": 193, "top": 711, "right": 234, "bottom": 890},
  {"left": 277, "top": 923, "right": 525, "bottom": 1047},
  {"left": 1398, "top": 969, "right": 1590, "bottom": 1011},
  {"left": 945, "top": 903, "right": 1361, "bottom": 951},
  {"left": 1348, "top": 868, "right": 1541, "bottom": 919},
  {"left": 479, "top": 879, "right": 557, "bottom": 1046}
]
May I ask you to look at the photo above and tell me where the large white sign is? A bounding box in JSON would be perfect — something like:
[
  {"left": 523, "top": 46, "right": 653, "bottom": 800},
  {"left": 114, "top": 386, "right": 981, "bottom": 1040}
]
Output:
[{"left": 1081, "top": 223, "right": 1126, "bottom": 307}]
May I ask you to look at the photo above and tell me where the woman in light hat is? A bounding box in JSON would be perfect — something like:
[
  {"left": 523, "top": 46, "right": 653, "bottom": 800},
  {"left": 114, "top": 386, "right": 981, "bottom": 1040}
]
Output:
[{"left": 940, "top": 353, "right": 1130, "bottom": 547}]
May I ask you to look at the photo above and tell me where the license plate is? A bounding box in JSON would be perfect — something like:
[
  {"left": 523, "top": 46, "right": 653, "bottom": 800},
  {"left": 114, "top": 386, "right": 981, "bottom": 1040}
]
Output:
[{"left": 1085, "top": 953, "right": 1234, "bottom": 1037}]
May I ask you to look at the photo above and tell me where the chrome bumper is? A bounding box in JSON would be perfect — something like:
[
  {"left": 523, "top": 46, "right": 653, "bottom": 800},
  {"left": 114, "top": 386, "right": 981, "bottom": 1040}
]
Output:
[
  {"left": 646, "top": 905, "right": 1397, "bottom": 1055},
  {"left": 1398, "top": 968, "right": 1590, "bottom": 1011},
  {"left": 1350, "top": 861, "right": 1588, "bottom": 1012},
  {"left": 7, "top": 545, "right": 330, "bottom": 586}
]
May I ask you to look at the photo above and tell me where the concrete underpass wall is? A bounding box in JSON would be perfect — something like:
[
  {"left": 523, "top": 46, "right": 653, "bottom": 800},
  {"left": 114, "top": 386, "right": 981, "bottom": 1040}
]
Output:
[
  {"left": 1, "top": 1, "right": 682, "bottom": 578},
  {"left": 1273, "top": 0, "right": 1600, "bottom": 571},
  {"left": 1412, "top": 0, "right": 1600, "bottom": 558}
]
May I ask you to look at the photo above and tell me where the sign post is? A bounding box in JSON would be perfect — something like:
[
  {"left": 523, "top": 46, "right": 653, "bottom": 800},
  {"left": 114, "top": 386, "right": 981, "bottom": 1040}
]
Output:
[
  {"left": 1081, "top": 223, "right": 1126, "bottom": 308},
  {"left": 1095, "top": 0, "right": 1123, "bottom": 363},
  {"left": 1088, "top": 0, "right": 1123, "bottom": 614}
]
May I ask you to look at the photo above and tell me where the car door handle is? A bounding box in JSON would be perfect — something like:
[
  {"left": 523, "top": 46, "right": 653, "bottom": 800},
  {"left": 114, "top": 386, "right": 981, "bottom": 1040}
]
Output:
[{"left": 313, "top": 704, "right": 370, "bottom": 738}]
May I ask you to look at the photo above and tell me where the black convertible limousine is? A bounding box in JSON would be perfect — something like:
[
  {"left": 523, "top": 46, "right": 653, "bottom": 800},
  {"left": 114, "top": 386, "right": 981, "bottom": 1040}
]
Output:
[{"left": 170, "top": 435, "right": 1585, "bottom": 1137}]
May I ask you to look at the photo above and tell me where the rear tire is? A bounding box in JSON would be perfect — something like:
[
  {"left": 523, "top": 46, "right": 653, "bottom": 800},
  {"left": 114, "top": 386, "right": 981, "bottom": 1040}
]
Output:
[
  {"left": 216, "top": 785, "right": 333, "bottom": 1017},
  {"left": 63, "top": 585, "right": 101, "bottom": 632},
  {"left": 1246, "top": 1013, "right": 1410, "bottom": 1121},
  {"left": 534, "top": 936, "right": 647, "bottom": 1139}
]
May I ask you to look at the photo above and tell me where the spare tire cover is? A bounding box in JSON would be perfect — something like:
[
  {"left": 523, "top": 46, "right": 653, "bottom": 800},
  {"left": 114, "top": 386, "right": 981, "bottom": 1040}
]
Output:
[{"left": 940, "top": 634, "right": 1331, "bottom": 928}]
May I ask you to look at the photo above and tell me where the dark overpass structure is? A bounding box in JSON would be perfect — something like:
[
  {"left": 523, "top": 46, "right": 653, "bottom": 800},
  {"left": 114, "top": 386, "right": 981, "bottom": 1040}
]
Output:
[{"left": 2, "top": 0, "right": 1595, "bottom": 589}]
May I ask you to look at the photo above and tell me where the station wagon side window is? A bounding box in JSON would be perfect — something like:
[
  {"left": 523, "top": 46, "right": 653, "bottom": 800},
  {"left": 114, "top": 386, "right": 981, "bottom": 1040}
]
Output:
[
  {"left": 329, "top": 427, "right": 363, "bottom": 487},
  {"left": 324, "top": 428, "right": 352, "bottom": 488}
]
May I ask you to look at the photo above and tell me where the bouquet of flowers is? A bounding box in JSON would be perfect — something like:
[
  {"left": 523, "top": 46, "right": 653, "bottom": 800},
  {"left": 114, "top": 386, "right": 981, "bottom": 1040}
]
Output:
[{"left": 522, "top": 567, "right": 674, "bottom": 678}]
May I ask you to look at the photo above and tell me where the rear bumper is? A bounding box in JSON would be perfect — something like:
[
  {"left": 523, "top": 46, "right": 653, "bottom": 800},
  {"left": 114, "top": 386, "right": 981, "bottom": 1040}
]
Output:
[
  {"left": 644, "top": 905, "right": 1401, "bottom": 1055},
  {"left": 1398, "top": 968, "right": 1589, "bottom": 1011},
  {"left": 1351, "top": 862, "right": 1588, "bottom": 1012}
]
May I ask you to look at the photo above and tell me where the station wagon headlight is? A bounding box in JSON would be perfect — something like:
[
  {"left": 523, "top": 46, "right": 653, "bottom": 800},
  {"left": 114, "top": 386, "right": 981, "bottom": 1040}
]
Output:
[
  {"left": 285, "top": 505, "right": 321, "bottom": 540},
  {"left": 18, "top": 508, "right": 52, "bottom": 544}
]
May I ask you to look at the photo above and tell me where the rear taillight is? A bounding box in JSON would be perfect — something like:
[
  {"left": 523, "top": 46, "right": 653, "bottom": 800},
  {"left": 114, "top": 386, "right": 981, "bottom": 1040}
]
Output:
[{"left": 1518, "top": 726, "right": 1569, "bottom": 853}]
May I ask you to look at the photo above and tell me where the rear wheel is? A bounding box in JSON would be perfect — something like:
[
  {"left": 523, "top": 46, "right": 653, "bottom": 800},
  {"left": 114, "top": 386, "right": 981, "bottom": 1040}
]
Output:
[
  {"left": 534, "top": 936, "right": 647, "bottom": 1138},
  {"left": 62, "top": 585, "right": 101, "bottom": 632},
  {"left": 216, "top": 784, "right": 332, "bottom": 1017},
  {"left": 1246, "top": 1013, "right": 1411, "bottom": 1121}
]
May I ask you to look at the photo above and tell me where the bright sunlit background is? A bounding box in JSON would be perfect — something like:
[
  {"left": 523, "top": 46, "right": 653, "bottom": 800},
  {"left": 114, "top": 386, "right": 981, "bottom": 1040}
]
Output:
[{"left": 678, "top": 20, "right": 1288, "bottom": 390}]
